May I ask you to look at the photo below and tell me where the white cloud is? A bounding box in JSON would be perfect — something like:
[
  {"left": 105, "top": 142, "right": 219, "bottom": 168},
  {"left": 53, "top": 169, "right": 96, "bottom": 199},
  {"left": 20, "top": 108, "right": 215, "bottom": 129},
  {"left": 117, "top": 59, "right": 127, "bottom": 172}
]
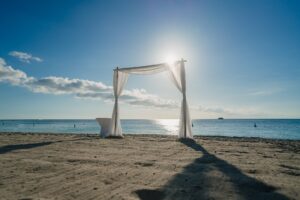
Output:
[
  {"left": 247, "top": 88, "right": 283, "bottom": 96},
  {"left": 195, "top": 105, "right": 267, "bottom": 118},
  {"left": 9, "top": 51, "right": 43, "bottom": 63},
  {"left": 197, "top": 106, "right": 230, "bottom": 114},
  {"left": 0, "top": 58, "right": 28, "bottom": 85},
  {"left": 0, "top": 57, "right": 179, "bottom": 109}
]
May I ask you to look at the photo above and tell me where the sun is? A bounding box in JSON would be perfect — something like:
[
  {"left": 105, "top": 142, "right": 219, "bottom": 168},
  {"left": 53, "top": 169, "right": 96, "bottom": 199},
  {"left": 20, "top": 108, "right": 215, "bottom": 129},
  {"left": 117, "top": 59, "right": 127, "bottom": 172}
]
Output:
[{"left": 165, "top": 54, "right": 177, "bottom": 66}]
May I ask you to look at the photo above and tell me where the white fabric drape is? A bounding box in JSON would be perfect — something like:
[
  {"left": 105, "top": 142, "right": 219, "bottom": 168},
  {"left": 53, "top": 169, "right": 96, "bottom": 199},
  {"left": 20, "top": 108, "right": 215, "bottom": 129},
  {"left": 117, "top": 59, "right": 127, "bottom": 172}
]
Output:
[
  {"left": 109, "top": 69, "right": 128, "bottom": 137},
  {"left": 108, "top": 60, "right": 193, "bottom": 139},
  {"left": 168, "top": 61, "right": 193, "bottom": 138},
  {"left": 118, "top": 63, "right": 169, "bottom": 74}
]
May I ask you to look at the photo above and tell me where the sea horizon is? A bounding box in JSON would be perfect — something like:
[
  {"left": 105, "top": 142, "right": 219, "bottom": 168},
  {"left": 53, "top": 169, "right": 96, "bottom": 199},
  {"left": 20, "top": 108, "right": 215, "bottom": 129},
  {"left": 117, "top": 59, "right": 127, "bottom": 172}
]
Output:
[
  {"left": 1, "top": 118, "right": 299, "bottom": 120},
  {"left": 1, "top": 119, "right": 299, "bottom": 140}
]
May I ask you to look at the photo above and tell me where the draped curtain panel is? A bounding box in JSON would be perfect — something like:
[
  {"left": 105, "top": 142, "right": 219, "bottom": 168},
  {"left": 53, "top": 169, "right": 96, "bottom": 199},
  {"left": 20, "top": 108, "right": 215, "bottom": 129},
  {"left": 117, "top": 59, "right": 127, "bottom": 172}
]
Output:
[
  {"left": 109, "top": 60, "right": 193, "bottom": 139},
  {"left": 109, "top": 70, "right": 128, "bottom": 137},
  {"left": 168, "top": 61, "right": 193, "bottom": 138}
]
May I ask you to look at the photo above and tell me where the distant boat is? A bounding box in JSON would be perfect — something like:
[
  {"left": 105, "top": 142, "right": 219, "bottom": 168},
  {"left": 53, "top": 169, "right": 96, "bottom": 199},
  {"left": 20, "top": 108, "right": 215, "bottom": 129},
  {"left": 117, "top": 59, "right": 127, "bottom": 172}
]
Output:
[{"left": 218, "top": 117, "right": 224, "bottom": 120}]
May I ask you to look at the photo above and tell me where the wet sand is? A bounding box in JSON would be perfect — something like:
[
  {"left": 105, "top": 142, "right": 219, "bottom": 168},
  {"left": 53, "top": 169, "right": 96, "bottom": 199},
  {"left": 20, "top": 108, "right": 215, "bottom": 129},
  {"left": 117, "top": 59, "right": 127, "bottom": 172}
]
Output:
[{"left": 0, "top": 133, "right": 299, "bottom": 200}]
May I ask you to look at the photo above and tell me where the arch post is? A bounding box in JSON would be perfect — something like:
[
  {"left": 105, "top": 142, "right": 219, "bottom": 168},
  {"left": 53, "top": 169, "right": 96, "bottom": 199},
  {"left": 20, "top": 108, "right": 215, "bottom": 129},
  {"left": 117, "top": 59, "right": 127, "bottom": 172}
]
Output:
[
  {"left": 181, "top": 58, "right": 187, "bottom": 138},
  {"left": 114, "top": 67, "right": 119, "bottom": 135}
]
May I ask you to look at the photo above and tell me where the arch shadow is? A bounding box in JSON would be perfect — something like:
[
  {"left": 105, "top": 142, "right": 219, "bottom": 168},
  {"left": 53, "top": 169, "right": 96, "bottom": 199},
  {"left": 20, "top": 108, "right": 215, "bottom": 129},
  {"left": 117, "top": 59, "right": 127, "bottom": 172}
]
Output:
[
  {"left": 135, "top": 139, "right": 289, "bottom": 200},
  {"left": 0, "top": 137, "right": 90, "bottom": 154},
  {"left": 0, "top": 141, "right": 54, "bottom": 154}
]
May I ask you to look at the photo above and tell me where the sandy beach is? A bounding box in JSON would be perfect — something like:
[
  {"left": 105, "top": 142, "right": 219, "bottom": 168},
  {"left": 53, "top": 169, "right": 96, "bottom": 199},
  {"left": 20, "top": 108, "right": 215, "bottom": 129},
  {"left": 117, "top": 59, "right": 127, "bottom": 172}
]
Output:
[{"left": 0, "top": 133, "right": 299, "bottom": 200}]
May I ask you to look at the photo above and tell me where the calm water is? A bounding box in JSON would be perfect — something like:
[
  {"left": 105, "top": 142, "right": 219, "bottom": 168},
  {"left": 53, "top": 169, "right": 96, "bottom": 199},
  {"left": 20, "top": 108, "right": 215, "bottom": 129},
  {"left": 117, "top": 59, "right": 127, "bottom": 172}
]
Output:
[{"left": 0, "top": 119, "right": 299, "bottom": 140}]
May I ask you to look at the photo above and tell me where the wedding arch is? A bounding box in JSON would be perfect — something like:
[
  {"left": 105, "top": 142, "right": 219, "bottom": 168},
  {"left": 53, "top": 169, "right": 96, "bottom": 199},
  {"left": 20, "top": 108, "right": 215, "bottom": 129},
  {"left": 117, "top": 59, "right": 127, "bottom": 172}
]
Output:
[{"left": 108, "top": 59, "right": 193, "bottom": 139}]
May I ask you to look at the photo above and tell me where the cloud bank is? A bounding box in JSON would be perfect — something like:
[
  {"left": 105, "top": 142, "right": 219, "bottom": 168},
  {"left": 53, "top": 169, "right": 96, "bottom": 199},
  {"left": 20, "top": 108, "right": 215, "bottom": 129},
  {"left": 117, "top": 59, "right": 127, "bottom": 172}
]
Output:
[
  {"left": 195, "top": 105, "right": 265, "bottom": 117},
  {"left": 9, "top": 51, "right": 43, "bottom": 63},
  {"left": 0, "top": 57, "right": 178, "bottom": 109}
]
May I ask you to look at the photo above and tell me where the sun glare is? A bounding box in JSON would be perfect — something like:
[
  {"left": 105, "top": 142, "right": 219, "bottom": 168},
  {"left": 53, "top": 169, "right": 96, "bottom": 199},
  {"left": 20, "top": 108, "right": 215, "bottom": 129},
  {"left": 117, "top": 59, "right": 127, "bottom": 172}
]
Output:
[
  {"left": 165, "top": 54, "right": 177, "bottom": 66},
  {"left": 155, "top": 119, "right": 178, "bottom": 135}
]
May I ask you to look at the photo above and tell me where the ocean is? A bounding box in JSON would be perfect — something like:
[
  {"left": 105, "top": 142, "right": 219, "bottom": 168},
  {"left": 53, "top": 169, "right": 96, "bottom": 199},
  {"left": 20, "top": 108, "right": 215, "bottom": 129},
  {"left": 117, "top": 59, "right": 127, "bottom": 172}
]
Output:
[{"left": 0, "top": 119, "right": 299, "bottom": 140}]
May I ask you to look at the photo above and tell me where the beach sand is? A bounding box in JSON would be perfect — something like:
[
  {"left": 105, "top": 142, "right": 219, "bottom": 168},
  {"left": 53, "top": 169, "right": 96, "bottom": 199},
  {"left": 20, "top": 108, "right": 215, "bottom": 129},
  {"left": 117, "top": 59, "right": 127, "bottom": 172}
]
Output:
[{"left": 0, "top": 133, "right": 299, "bottom": 200}]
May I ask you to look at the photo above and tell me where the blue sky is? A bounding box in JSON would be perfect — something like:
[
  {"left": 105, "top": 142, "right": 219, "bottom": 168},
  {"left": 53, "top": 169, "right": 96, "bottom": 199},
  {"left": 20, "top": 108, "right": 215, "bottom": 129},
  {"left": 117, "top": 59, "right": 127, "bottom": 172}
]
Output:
[{"left": 0, "top": 0, "right": 299, "bottom": 119}]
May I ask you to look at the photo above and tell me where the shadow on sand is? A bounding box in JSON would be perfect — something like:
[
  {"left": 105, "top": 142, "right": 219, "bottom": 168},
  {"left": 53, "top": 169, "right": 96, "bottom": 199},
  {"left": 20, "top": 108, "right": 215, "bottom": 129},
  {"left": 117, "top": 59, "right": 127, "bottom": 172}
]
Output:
[
  {"left": 0, "top": 137, "right": 91, "bottom": 154},
  {"left": 135, "top": 139, "right": 288, "bottom": 200},
  {"left": 0, "top": 141, "right": 55, "bottom": 154}
]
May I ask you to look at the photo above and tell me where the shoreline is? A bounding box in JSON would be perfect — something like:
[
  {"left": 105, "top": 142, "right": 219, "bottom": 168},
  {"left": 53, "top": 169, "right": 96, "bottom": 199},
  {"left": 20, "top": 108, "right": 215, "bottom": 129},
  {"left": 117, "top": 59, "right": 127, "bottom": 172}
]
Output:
[{"left": 1, "top": 131, "right": 300, "bottom": 142}]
